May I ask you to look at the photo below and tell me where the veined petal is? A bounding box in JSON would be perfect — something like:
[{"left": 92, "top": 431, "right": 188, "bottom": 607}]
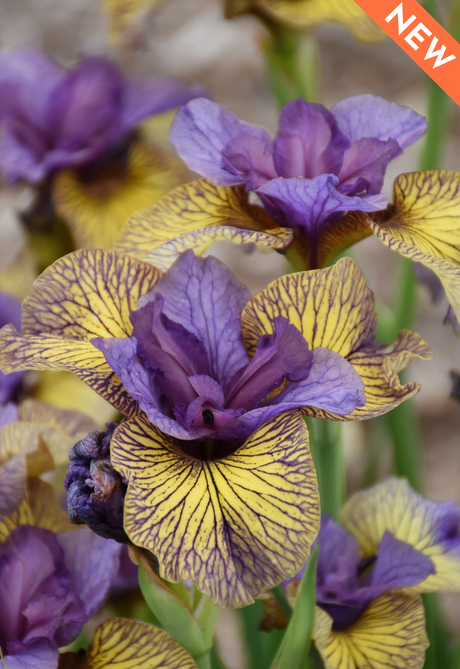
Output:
[
  {"left": 114, "top": 178, "right": 280, "bottom": 259},
  {"left": 0, "top": 421, "right": 53, "bottom": 476},
  {"left": 0, "top": 249, "right": 162, "bottom": 413},
  {"left": 0, "top": 326, "right": 136, "bottom": 416},
  {"left": 0, "top": 453, "right": 25, "bottom": 519},
  {"left": 308, "top": 209, "right": 373, "bottom": 269},
  {"left": 142, "top": 226, "right": 293, "bottom": 272},
  {"left": 364, "top": 171, "right": 460, "bottom": 335},
  {"left": 111, "top": 411, "right": 319, "bottom": 607},
  {"left": 313, "top": 593, "right": 428, "bottom": 669},
  {"left": 86, "top": 618, "right": 198, "bottom": 668},
  {"left": 236, "top": 0, "right": 385, "bottom": 43},
  {"left": 242, "top": 258, "right": 431, "bottom": 420},
  {"left": 0, "top": 498, "right": 33, "bottom": 543},
  {"left": 52, "top": 141, "right": 189, "bottom": 249},
  {"left": 342, "top": 477, "right": 460, "bottom": 593}
]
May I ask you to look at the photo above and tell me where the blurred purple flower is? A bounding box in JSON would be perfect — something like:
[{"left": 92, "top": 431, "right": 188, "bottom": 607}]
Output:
[
  {"left": 0, "top": 47, "right": 206, "bottom": 184},
  {"left": 0, "top": 525, "right": 120, "bottom": 669},
  {"left": 170, "top": 96, "right": 427, "bottom": 252},
  {"left": 0, "top": 291, "right": 24, "bottom": 406}
]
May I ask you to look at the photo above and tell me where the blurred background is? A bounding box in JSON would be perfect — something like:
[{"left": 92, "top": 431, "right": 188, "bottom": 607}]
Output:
[{"left": 1, "top": 0, "right": 460, "bottom": 659}]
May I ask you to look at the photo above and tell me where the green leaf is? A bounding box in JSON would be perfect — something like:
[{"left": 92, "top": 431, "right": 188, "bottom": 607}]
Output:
[
  {"left": 270, "top": 546, "right": 319, "bottom": 669},
  {"left": 138, "top": 558, "right": 208, "bottom": 659}
]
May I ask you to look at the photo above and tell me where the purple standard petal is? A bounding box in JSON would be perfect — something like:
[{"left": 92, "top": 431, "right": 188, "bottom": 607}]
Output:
[
  {"left": 122, "top": 77, "right": 208, "bottom": 129},
  {"left": 274, "top": 99, "right": 350, "bottom": 179},
  {"left": 170, "top": 98, "right": 276, "bottom": 187},
  {"left": 57, "top": 529, "right": 120, "bottom": 627},
  {"left": 49, "top": 57, "right": 124, "bottom": 159},
  {"left": 256, "top": 174, "right": 387, "bottom": 235},
  {"left": 331, "top": 94, "right": 427, "bottom": 148},
  {"left": 225, "top": 316, "right": 313, "bottom": 411},
  {"left": 139, "top": 250, "right": 251, "bottom": 390},
  {"left": 370, "top": 531, "right": 435, "bottom": 592},
  {"left": 93, "top": 336, "right": 207, "bottom": 440},
  {"left": 130, "top": 293, "right": 210, "bottom": 408},
  {"left": 0, "top": 47, "right": 63, "bottom": 131},
  {"left": 317, "top": 515, "right": 361, "bottom": 588},
  {"left": 0, "top": 526, "right": 86, "bottom": 653},
  {"left": 338, "top": 137, "right": 402, "bottom": 196}
]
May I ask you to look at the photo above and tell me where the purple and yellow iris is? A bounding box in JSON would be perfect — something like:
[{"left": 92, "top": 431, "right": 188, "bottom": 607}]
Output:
[
  {"left": 286, "top": 477, "right": 460, "bottom": 669},
  {"left": 114, "top": 96, "right": 460, "bottom": 335},
  {"left": 0, "top": 248, "right": 431, "bottom": 605}
]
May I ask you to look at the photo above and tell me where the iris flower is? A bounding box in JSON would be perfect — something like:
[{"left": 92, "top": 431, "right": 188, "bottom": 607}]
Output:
[
  {"left": 288, "top": 477, "right": 460, "bottom": 669},
  {"left": 0, "top": 47, "right": 205, "bottom": 249},
  {"left": 0, "top": 248, "right": 430, "bottom": 605}
]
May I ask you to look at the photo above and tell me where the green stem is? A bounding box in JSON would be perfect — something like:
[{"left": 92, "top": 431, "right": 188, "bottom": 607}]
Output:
[
  {"left": 383, "top": 396, "right": 422, "bottom": 491},
  {"left": 306, "top": 418, "right": 343, "bottom": 521},
  {"left": 422, "top": 594, "right": 450, "bottom": 669},
  {"left": 263, "top": 23, "right": 318, "bottom": 106},
  {"left": 194, "top": 653, "right": 212, "bottom": 669}
]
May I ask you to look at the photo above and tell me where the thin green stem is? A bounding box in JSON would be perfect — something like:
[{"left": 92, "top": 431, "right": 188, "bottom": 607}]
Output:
[
  {"left": 383, "top": 396, "right": 422, "bottom": 491},
  {"left": 422, "top": 594, "right": 450, "bottom": 669},
  {"left": 195, "top": 653, "right": 212, "bottom": 669},
  {"left": 306, "top": 418, "right": 343, "bottom": 521}
]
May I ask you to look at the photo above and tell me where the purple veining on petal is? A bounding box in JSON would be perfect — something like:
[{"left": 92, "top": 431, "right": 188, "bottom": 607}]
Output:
[
  {"left": 0, "top": 47, "right": 205, "bottom": 183},
  {"left": 338, "top": 137, "right": 402, "bottom": 196}
]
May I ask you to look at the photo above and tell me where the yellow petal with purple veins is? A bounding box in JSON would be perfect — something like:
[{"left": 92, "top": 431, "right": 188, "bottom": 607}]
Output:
[
  {"left": 0, "top": 421, "right": 53, "bottom": 476},
  {"left": 87, "top": 618, "right": 197, "bottom": 669},
  {"left": 143, "top": 225, "right": 293, "bottom": 271},
  {"left": 0, "top": 249, "right": 162, "bottom": 414},
  {"left": 367, "top": 171, "right": 460, "bottom": 334},
  {"left": 53, "top": 141, "right": 187, "bottom": 249},
  {"left": 225, "top": 0, "right": 385, "bottom": 44},
  {"left": 241, "top": 257, "right": 431, "bottom": 420},
  {"left": 114, "top": 178, "right": 281, "bottom": 259},
  {"left": 314, "top": 593, "right": 428, "bottom": 669},
  {"left": 111, "top": 410, "right": 319, "bottom": 608},
  {"left": 0, "top": 498, "right": 33, "bottom": 543},
  {"left": 342, "top": 477, "right": 460, "bottom": 593}
]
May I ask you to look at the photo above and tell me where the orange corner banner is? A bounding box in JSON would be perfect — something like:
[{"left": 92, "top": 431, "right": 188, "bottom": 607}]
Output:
[{"left": 353, "top": 0, "right": 460, "bottom": 107}]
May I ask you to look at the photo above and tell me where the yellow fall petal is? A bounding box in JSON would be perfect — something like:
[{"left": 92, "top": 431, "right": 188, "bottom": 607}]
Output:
[
  {"left": 0, "top": 479, "right": 75, "bottom": 543},
  {"left": 241, "top": 257, "right": 431, "bottom": 420},
  {"left": 142, "top": 225, "right": 293, "bottom": 271},
  {"left": 0, "top": 249, "right": 162, "bottom": 414},
  {"left": 111, "top": 410, "right": 319, "bottom": 607},
  {"left": 86, "top": 618, "right": 198, "bottom": 668},
  {"left": 342, "top": 477, "right": 460, "bottom": 594},
  {"left": 314, "top": 593, "right": 428, "bottom": 669},
  {"left": 33, "top": 370, "right": 116, "bottom": 426},
  {"left": 225, "top": 0, "right": 385, "bottom": 44},
  {"left": 53, "top": 141, "right": 188, "bottom": 249},
  {"left": 365, "top": 171, "right": 460, "bottom": 335},
  {"left": 114, "top": 178, "right": 282, "bottom": 259}
]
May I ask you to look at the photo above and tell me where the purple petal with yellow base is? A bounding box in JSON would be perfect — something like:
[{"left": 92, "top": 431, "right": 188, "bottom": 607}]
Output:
[
  {"left": 342, "top": 477, "right": 460, "bottom": 594},
  {"left": 242, "top": 257, "right": 432, "bottom": 420},
  {"left": 0, "top": 291, "right": 24, "bottom": 406},
  {"left": 111, "top": 410, "right": 319, "bottom": 607},
  {"left": 0, "top": 249, "right": 163, "bottom": 415}
]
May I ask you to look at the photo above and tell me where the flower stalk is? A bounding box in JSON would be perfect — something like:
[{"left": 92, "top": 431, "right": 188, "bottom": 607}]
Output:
[{"left": 305, "top": 417, "right": 343, "bottom": 522}]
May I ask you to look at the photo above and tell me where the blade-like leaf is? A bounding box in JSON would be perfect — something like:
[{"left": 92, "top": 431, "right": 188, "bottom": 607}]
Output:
[{"left": 270, "top": 546, "right": 318, "bottom": 669}]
